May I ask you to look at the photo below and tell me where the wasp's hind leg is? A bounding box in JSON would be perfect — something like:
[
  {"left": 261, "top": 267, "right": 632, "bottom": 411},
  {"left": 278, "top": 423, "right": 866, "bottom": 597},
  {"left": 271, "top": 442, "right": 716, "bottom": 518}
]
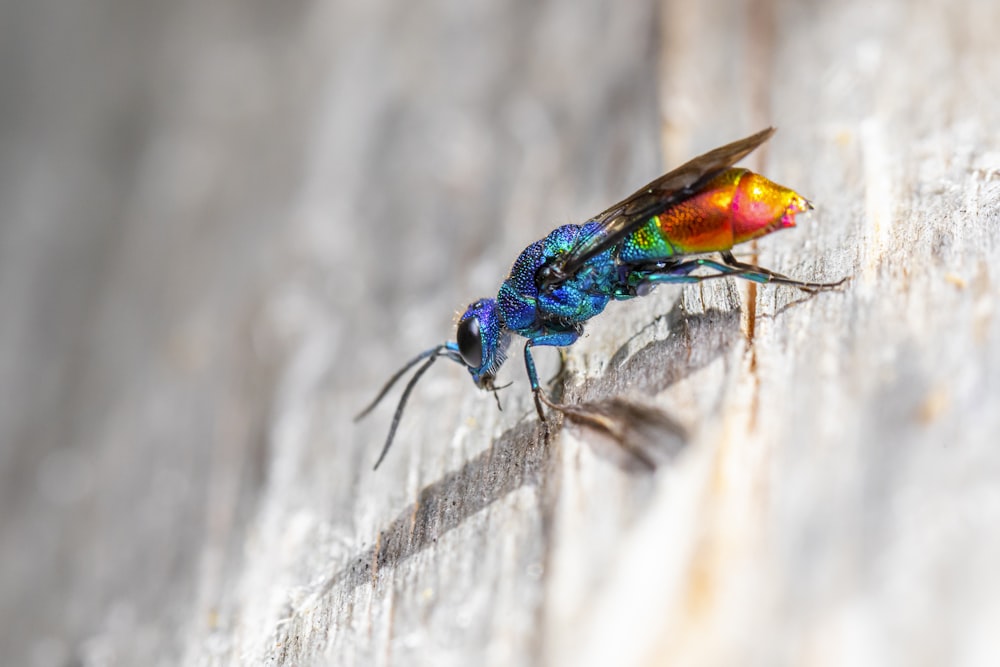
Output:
[
  {"left": 719, "top": 251, "right": 847, "bottom": 292},
  {"left": 633, "top": 255, "right": 846, "bottom": 293}
]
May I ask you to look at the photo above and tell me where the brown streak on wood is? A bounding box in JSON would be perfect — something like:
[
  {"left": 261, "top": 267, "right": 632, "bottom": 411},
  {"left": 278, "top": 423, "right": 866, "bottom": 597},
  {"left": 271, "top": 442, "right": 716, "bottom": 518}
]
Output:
[
  {"left": 408, "top": 498, "right": 420, "bottom": 543},
  {"left": 746, "top": 282, "right": 761, "bottom": 432},
  {"left": 744, "top": 0, "right": 774, "bottom": 434}
]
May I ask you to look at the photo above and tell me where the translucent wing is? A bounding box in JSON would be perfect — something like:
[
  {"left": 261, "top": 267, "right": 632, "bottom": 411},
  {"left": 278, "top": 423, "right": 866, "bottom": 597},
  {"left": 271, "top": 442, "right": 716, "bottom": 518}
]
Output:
[{"left": 539, "top": 127, "right": 776, "bottom": 287}]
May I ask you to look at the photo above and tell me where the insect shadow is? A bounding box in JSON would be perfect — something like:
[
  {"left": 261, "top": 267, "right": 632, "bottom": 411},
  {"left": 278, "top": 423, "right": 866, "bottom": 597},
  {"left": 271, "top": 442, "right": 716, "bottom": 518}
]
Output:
[
  {"left": 547, "top": 298, "right": 741, "bottom": 471},
  {"left": 322, "top": 299, "right": 739, "bottom": 597}
]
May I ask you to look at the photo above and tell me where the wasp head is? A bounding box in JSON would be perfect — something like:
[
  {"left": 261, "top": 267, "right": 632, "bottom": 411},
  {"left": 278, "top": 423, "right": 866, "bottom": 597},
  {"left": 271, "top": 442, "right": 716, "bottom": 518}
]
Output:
[{"left": 456, "top": 298, "right": 510, "bottom": 389}]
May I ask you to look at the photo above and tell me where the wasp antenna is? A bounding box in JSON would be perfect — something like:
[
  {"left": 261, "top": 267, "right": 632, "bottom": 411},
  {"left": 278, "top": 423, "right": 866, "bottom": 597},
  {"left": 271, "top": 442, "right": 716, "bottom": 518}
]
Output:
[
  {"left": 372, "top": 353, "right": 440, "bottom": 470},
  {"left": 355, "top": 345, "right": 446, "bottom": 422}
]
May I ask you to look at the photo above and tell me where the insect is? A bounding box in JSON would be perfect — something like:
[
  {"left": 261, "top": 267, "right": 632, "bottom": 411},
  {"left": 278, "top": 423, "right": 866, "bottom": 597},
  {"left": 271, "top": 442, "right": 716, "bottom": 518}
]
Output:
[{"left": 357, "top": 128, "right": 845, "bottom": 469}]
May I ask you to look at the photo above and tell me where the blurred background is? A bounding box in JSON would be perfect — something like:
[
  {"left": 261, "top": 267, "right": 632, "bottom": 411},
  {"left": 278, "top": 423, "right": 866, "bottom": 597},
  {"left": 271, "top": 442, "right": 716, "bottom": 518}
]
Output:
[
  {"left": 2, "top": 0, "right": 998, "bottom": 665},
  {"left": 0, "top": 1, "right": 660, "bottom": 663}
]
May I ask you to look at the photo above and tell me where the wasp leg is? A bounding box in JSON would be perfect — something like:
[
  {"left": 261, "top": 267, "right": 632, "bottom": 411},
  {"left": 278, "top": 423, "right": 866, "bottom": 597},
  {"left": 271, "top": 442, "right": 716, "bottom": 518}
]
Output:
[
  {"left": 719, "top": 251, "right": 847, "bottom": 292},
  {"left": 523, "top": 333, "right": 578, "bottom": 422},
  {"left": 636, "top": 256, "right": 845, "bottom": 293},
  {"left": 633, "top": 258, "right": 752, "bottom": 286}
]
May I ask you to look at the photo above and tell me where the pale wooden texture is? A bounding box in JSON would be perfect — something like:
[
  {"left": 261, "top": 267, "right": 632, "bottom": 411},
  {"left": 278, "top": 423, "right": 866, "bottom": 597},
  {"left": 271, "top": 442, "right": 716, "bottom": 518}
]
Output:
[{"left": 1, "top": 0, "right": 999, "bottom": 665}]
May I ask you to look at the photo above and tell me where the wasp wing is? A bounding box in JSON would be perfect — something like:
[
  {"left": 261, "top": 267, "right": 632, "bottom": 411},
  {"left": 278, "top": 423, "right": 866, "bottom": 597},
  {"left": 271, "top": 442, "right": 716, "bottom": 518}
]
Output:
[{"left": 542, "top": 127, "right": 776, "bottom": 287}]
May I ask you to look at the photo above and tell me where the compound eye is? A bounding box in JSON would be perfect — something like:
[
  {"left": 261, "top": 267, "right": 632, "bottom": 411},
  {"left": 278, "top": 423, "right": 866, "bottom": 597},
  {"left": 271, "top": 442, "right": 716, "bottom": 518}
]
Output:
[{"left": 456, "top": 316, "right": 483, "bottom": 368}]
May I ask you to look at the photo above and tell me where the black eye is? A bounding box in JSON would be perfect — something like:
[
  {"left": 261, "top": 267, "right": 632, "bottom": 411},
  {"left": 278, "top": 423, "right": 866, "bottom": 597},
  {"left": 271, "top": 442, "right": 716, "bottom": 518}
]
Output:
[{"left": 457, "top": 316, "right": 483, "bottom": 368}]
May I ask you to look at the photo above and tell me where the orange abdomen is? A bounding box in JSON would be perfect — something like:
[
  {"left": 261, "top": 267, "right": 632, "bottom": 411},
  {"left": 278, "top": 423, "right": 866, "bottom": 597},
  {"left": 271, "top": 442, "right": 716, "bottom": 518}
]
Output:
[{"left": 617, "top": 168, "right": 811, "bottom": 262}]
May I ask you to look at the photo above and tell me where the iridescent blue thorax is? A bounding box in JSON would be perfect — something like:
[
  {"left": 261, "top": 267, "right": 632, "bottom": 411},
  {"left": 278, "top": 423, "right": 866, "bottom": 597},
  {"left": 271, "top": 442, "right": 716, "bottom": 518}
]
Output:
[{"left": 497, "top": 222, "right": 623, "bottom": 340}]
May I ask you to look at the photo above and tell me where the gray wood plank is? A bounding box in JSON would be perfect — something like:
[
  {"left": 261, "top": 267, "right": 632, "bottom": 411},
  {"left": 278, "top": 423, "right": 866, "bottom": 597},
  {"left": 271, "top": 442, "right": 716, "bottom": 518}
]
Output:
[{"left": 1, "top": 0, "right": 998, "bottom": 665}]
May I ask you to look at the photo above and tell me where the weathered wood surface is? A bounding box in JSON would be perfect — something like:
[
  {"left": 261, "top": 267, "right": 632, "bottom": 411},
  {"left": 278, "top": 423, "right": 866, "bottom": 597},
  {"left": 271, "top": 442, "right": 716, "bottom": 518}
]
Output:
[{"left": 1, "top": 0, "right": 998, "bottom": 665}]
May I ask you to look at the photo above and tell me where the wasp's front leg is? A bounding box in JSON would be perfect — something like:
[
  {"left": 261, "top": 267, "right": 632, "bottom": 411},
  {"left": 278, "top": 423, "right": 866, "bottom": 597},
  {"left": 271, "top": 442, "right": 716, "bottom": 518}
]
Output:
[{"left": 522, "top": 332, "right": 579, "bottom": 422}]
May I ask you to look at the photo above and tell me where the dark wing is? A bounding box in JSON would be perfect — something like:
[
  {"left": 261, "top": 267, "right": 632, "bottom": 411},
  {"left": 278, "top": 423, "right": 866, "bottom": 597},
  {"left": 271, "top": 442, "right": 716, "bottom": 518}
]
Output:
[{"left": 540, "top": 127, "right": 776, "bottom": 287}]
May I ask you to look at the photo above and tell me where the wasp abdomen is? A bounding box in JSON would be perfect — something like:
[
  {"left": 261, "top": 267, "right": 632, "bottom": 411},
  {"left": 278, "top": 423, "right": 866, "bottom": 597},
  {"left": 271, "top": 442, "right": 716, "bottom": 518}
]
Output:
[{"left": 618, "top": 168, "right": 810, "bottom": 262}]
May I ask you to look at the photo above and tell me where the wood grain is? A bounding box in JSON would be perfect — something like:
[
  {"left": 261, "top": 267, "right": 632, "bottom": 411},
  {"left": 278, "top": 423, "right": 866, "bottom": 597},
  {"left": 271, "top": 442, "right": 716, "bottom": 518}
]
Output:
[{"left": 1, "top": 0, "right": 997, "bottom": 665}]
